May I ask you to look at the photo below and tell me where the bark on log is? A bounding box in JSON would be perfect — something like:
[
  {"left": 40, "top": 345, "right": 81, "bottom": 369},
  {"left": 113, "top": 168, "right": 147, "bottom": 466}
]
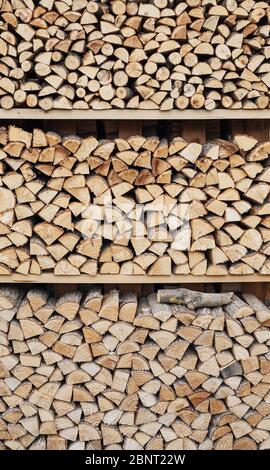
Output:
[
  {"left": 157, "top": 288, "right": 234, "bottom": 309},
  {"left": 0, "top": 286, "right": 270, "bottom": 450},
  {"left": 0, "top": 1, "right": 270, "bottom": 110},
  {"left": 0, "top": 127, "right": 269, "bottom": 277}
]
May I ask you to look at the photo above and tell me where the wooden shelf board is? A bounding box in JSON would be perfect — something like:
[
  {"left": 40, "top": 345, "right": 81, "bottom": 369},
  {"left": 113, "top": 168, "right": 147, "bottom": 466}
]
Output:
[
  {"left": 0, "top": 274, "right": 269, "bottom": 284},
  {"left": 0, "top": 109, "right": 269, "bottom": 121}
]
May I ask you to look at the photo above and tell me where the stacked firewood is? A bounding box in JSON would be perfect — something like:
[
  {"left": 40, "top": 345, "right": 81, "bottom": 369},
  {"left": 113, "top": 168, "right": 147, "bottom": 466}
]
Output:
[
  {"left": 1, "top": 286, "right": 270, "bottom": 450},
  {"left": 1, "top": 126, "right": 270, "bottom": 276},
  {"left": 0, "top": 1, "right": 270, "bottom": 110}
]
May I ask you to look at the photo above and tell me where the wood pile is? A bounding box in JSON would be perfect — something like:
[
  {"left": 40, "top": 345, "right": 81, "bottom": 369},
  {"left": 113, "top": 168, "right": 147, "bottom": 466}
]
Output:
[
  {"left": 0, "top": 0, "right": 270, "bottom": 110},
  {"left": 1, "top": 286, "right": 270, "bottom": 450},
  {"left": 1, "top": 126, "right": 270, "bottom": 276}
]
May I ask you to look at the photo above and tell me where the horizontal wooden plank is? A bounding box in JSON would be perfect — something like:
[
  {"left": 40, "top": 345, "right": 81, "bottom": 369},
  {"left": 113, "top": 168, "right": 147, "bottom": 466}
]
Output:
[
  {"left": 0, "top": 274, "right": 269, "bottom": 284},
  {"left": 0, "top": 109, "right": 269, "bottom": 121}
]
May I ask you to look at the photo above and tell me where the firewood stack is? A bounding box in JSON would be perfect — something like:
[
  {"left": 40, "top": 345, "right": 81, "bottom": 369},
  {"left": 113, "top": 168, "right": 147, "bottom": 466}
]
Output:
[
  {"left": 1, "top": 125, "right": 270, "bottom": 277},
  {"left": 0, "top": 286, "right": 270, "bottom": 450},
  {"left": 0, "top": 0, "right": 270, "bottom": 110}
]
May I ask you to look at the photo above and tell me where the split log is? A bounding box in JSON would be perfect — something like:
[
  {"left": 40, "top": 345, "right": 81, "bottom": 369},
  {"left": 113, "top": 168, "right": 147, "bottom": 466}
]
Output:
[
  {"left": 0, "top": 127, "right": 270, "bottom": 276},
  {"left": 0, "top": 286, "right": 270, "bottom": 450},
  {"left": 0, "top": 2, "right": 269, "bottom": 110}
]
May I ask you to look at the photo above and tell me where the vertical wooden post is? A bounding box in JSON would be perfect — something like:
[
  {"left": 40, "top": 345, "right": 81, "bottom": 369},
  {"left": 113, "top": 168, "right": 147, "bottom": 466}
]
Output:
[
  {"left": 171, "top": 120, "right": 181, "bottom": 138},
  {"left": 242, "top": 282, "right": 265, "bottom": 301},
  {"left": 54, "top": 284, "right": 77, "bottom": 297},
  {"left": 104, "top": 284, "right": 116, "bottom": 294},
  {"left": 142, "top": 284, "right": 155, "bottom": 296},
  {"left": 205, "top": 120, "right": 221, "bottom": 140},
  {"left": 104, "top": 121, "right": 120, "bottom": 139},
  {"left": 230, "top": 120, "right": 245, "bottom": 137},
  {"left": 221, "top": 282, "right": 242, "bottom": 295},
  {"left": 180, "top": 120, "right": 206, "bottom": 143},
  {"left": 171, "top": 120, "right": 206, "bottom": 143},
  {"left": 76, "top": 120, "right": 97, "bottom": 137},
  {"left": 118, "top": 120, "right": 142, "bottom": 138},
  {"left": 231, "top": 119, "right": 269, "bottom": 141},
  {"left": 48, "top": 120, "right": 77, "bottom": 136}
]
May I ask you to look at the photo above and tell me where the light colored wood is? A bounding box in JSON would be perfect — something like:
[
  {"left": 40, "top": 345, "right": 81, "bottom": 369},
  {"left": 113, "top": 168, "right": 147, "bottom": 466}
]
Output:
[
  {"left": 0, "top": 110, "right": 269, "bottom": 121},
  {"left": 118, "top": 120, "right": 142, "bottom": 297},
  {"left": 0, "top": 274, "right": 269, "bottom": 284},
  {"left": 3, "top": 126, "right": 270, "bottom": 279},
  {"left": 0, "top": 2, "right": 269, "bottom": 116},
  {"left": 1, "top": 286, "right": 270, "bottom": 450}
]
